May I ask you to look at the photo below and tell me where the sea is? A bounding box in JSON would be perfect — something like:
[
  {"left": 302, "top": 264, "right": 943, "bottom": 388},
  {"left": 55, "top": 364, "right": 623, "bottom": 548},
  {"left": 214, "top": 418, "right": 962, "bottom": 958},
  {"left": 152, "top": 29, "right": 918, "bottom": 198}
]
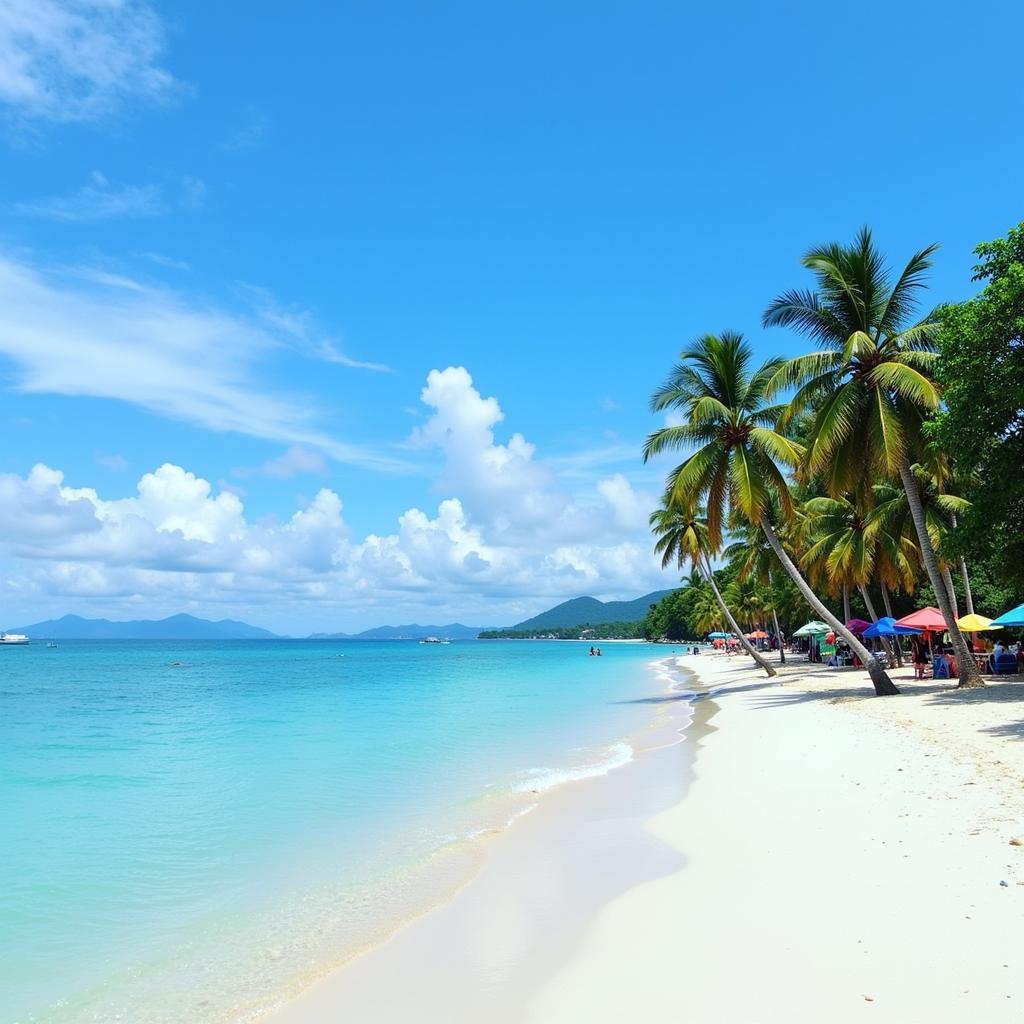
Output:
[{"left": 1, "top": 638, "right": 684, "bottom": 1024}]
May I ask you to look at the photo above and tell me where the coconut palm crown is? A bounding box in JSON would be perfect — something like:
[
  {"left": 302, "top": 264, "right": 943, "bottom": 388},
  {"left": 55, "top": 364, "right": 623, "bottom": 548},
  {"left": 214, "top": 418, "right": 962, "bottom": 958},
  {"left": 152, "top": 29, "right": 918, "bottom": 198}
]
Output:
[
  {"left": 763, "top": 227, "right": 984, "bottom": 687},
  {"left": 762, "top": 227, "right": 940, "bottom": 494},
  {"left": 644, "top": 331, "right": 802, "bottom": 549}
]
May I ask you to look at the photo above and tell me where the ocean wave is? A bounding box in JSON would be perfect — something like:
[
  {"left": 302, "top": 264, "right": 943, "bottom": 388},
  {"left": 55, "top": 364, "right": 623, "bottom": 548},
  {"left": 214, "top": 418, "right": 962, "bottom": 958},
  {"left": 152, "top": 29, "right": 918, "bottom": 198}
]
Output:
[{"left": 510, "top": 741, "right": 634, "bottom": 794}]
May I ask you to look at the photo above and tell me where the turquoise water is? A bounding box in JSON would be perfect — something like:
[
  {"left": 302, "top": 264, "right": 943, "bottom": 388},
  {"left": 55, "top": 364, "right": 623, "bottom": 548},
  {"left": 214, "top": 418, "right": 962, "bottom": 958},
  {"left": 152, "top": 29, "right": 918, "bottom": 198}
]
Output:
[{"left": 1, "top": 639, "right": 672, "bottom": 1024}]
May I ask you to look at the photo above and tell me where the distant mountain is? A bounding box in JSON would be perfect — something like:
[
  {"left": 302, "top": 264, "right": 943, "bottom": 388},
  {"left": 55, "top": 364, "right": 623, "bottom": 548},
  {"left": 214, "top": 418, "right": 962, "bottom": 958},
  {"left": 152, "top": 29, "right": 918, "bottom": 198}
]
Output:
[
  {"left": 309, "top": 623, "right": 490, "bottom": 640},
  {"left": 7, "top": 613, "right": 280, "bottom": 640},
  {"left": 511, "top": 590, "right": 676, "bottom": 630}
]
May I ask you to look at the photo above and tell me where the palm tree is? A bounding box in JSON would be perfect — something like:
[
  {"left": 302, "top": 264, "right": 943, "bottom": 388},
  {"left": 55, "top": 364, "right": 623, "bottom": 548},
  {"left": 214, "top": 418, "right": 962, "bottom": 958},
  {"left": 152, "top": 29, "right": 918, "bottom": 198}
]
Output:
[
  {"left": 645, "top": 331, "right": 898, "bottom": 695},
  {"left": 649, "top": 500, "right": 777, "bottom": 676},
  {"left": 799, "top": 491, "right": 895, "bottom": 659},
  {"left": 763, "top": 228, "right": 983, "bottom": 687},
  {"left": 724, "top": 513, "right": 786, "bottom": 663}
]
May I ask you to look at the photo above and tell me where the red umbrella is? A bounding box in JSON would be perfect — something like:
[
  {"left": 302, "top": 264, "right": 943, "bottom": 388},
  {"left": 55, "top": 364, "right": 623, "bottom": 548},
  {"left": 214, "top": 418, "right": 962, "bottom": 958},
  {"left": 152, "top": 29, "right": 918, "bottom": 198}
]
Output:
[
  {"left": 896, "top": 607, "right": 948, "bottom": 669},
  {"left": 895, "top": 607, "right": 947, "bottom": 632}
]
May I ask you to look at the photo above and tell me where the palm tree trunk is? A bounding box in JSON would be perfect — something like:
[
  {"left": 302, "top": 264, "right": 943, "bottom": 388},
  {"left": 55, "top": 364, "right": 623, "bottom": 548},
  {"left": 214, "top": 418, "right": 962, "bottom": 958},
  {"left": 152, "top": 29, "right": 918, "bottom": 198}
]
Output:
[
  {"left": 858, "top": 583, "right": 893, "bottom": 664},
  {"left": 842, "top": 585, "right": 851, "bottom": 625},
  {"left": 959, "top": 557, "right": 975, "bottom": 616},
  {"left": 771, "top": 607, "right": 786, "bottom": 664},
  {"left": 699, "top": 555, "right": 776, "bottom": 678},
  {"left": 879, "top": 579, "right": 903, "bottom": 666},
  {"left": 942, "top": 564, "right": 960, "bottom": 619},
  {"left": 950, "top": 514, "right": 975, "bottom": 616},
  {"left": 897, "top": 457, "right": 983, "bottom": 688},
  {"left": 759, "top": 515, "right": 898, "bottom": 695},
  {"left": 767, "top": 565, "right": 785, "bottom": 664}
]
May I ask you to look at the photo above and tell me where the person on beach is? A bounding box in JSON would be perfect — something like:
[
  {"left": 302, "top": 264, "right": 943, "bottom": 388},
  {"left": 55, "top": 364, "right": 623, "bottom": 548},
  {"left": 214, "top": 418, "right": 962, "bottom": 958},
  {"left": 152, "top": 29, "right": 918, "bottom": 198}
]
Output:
[{"left": 911, "top": 636, "right": 928, "bottom": 680}]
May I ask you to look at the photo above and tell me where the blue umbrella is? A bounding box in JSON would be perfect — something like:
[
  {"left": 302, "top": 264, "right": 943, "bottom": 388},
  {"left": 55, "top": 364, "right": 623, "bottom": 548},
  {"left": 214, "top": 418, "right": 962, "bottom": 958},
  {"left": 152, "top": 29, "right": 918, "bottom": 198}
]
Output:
[
  {"left": 991, "top": 603, "right": 1024, "bottom": 628},
  {"left": 863, "top": 616, "right": 921, "bottom": 638},
  {"left": 707, "top": 631, "right": 730, "bottom": 639}
]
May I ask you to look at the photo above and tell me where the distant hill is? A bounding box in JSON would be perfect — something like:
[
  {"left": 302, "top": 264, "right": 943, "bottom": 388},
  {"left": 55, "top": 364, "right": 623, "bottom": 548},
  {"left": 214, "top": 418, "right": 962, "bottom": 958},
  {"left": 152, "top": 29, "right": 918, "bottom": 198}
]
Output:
[
  {"left": 309, "top": 623, "right": 490, "bottom": 640},
  {"left": 7, "top": 613, "right": 280, "bottom": 640},
  {"left": 512, "top": 590, "right": 676, "bottom": 630}
]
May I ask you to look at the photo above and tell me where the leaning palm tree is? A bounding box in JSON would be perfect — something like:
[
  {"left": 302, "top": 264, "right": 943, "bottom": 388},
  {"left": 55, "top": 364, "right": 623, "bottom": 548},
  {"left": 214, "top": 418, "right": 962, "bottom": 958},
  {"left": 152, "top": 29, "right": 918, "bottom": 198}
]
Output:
[
  {"left": 645, "top": 331, "right": 898, "bottom": 695},
  {"left": 763, "top": 228, "right": 982, "bottom": 686},
  {"left": 649, "top": 500, "right": 777, "bottom": 676}
]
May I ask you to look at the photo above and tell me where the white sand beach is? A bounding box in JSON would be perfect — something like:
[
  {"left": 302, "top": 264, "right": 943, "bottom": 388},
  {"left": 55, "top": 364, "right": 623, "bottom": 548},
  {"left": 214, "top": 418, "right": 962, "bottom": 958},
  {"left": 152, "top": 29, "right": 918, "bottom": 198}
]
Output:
[{"left": 268, "top": 654, "right": 1024, "bottom": 1023}]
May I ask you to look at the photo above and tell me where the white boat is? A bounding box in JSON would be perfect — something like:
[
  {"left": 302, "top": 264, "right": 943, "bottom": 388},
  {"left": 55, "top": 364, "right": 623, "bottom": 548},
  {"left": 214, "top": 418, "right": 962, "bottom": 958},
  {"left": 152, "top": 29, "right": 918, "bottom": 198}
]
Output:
[
  {"left": 1, "top": 633, "right": 30, "bottom": 645},
  {"left": 420, "top": 636, "right": 451, "bottom": 645}
]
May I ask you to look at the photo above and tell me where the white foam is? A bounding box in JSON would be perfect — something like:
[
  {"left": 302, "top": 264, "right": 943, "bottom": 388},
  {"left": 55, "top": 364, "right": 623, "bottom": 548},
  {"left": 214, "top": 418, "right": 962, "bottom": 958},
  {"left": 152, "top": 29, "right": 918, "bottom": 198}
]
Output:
[{"left": 510, "top": 741, "right": 634, "bottom": 794}]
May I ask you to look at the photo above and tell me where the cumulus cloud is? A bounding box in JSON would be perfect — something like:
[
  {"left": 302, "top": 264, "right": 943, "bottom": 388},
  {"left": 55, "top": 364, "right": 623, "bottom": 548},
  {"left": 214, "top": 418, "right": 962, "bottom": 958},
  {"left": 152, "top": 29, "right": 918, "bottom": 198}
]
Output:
[
  {"left": 0, "top": 0, "right": 184, "bottom": 125},
  {"left": 0, "top": 368, "right": 671, "bottom": 629},
  {"left": 0, "top": 252, "right": 404, "bottom": 470}
]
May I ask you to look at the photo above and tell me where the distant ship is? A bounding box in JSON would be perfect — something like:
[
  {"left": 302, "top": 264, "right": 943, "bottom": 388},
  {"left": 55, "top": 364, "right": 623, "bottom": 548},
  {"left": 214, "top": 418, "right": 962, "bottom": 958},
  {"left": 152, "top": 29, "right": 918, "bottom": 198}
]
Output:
[
  {"left": 1, "top": 633, "right": 30, "bottom": 645},
  {"left": 419, "top": 636, "right": 451, "bottom": 645}
]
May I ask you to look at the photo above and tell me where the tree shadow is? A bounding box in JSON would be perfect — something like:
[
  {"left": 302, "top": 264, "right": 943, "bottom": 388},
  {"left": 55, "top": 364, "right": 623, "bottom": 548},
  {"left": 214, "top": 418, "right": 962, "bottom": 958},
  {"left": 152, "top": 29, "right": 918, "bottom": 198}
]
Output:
[{"left": 616, "top": 679, "right": 781, "bottom": 705}]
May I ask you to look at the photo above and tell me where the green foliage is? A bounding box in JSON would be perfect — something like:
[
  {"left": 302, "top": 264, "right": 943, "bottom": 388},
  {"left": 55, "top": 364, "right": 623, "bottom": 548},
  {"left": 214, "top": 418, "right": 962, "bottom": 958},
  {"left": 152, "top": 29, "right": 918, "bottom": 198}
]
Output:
[
  {"left": 640, "top": 567, "right": 739, "bottom": 641},
  {"left": 763, "top": 227, "right": 941, "bottom": 492},
  {"left": 930, "top": 222, "right": 1024, "bottom": 593}
]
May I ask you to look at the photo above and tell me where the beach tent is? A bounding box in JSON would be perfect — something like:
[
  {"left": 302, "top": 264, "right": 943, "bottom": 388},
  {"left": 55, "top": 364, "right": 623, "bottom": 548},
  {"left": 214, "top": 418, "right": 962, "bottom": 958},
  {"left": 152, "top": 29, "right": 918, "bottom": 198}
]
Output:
[
  {"left": 793, "top": 620, "right": 830, "bottom": 637},
  {"left": 956, "top": 613, "right": 998, "bottom": 632},
  {"left": 863, "top": 616, "right": 921, "bottom": 638},
  {"left": 845, "top": 618, "right": 871, "bottom": 635},
  {"left": 991, "top": 603, "right": 1024, "bottom": 628},
  {"left": 895, "top": 607, "right": 947, "bottom": 633}
]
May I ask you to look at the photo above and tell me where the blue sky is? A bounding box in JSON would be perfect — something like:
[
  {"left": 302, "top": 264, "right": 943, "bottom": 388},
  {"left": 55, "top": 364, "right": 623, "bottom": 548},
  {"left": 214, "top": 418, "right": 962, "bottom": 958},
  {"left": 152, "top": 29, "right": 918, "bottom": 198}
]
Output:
[{"left": 0, "top": 0, "right": 1021, "bottom": 633}]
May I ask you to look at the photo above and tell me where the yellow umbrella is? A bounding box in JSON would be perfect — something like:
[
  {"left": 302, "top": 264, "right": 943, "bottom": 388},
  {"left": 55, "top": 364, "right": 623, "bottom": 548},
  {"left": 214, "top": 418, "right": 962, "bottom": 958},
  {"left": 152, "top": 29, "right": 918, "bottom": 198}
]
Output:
[{"left": 956, "top": 613, "right": 998, "bottom": 631}]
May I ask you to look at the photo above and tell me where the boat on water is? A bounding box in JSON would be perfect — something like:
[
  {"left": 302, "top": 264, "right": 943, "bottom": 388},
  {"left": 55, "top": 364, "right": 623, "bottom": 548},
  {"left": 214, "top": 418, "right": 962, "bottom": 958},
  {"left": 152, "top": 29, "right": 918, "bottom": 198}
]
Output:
[
  {"left": 1, "top": 633, "right": 30, "bottom": 645},
  {"left": 419, "top": 636, "right": 451, "bottom": 645}
]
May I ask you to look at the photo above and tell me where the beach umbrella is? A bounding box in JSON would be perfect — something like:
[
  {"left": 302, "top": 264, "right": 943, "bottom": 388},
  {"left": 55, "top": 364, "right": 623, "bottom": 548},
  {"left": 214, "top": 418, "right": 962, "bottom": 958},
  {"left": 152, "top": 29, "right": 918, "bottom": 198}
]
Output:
[
  {"left": 956, "top": 613, "right": 998, "bottom": 632},
  {"left": 991, "top": 603, "right": 1024, "bottom": 628},
  {"left": 747, "top": 629, "right": 769, "bottom": 639},
  {"left": 863, "top": 616, "right": 921, "bottom": 638},
  {"left": 708, "top": 631, "right": 730, "bottom": 639},
  {"left": 793, "top": 620, "right": 830, "bottom": 637},
  {"left": 845, "top": 618, "right": 871, "bottom": 635},
  {"left": 895, "top": 607, "right": 947, "bottom": 633}
]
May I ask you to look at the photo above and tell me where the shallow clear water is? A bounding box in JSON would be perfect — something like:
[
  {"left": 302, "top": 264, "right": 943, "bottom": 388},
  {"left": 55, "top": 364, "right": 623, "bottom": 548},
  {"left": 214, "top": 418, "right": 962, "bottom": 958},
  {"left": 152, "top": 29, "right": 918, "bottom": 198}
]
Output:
[{"left": 1, "top": 639, "right": 670, "bottom": 1024}]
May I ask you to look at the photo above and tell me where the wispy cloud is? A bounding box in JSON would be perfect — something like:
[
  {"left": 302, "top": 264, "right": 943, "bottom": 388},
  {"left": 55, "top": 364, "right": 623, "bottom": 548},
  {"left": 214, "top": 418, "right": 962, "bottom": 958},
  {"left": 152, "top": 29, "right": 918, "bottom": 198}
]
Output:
[
  {"left": 244, "top": 285, "right": 393, "bottom": 373},
  {"left": 233, "top": 445, "right": 330, "bottom": 480},
  {"left": 0, "top": 0, "right": 185, "bottom": 126},
  {"left": 15, "top": 171, "right": 163, "bottom": 220},
  {"left": 13, "top": 171, "right": 206, "bottom": 222},
  {"left": 0, "top": 252, "right": 407, "bottom": 471},
  {"left": 138, "top": 252, "right": 191, "bottom": 272},
  {"left": 96, "top": 453, "right": 129, "bottom": 473},
  {"left": 221, "top": 106, "right": 268, "bottom": 152}
]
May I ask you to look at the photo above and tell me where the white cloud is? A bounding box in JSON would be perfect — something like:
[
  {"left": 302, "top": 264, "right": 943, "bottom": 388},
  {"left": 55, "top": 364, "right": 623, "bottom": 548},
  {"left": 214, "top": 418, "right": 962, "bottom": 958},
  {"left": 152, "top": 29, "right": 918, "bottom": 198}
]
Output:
[
  {"left": 13, "top": 171, "right": 204, "bottom": 221},
  {"left": 0, "top": 252, "right": 405, "bottom": 471},
  {"left": 0, "top": 0, "right": 183, "bottom": 125},
  {"left": 244, "top": 285, "right": 392, "bottom": 373},
  {"left": 0, "top": 369, "right": 673, "bottom": 630},
  {"left": 234, "top": 445, "right": 330, "bottom": 480},
  {"left": 95, "top": 453, "right": 129, "bottom": 472}
]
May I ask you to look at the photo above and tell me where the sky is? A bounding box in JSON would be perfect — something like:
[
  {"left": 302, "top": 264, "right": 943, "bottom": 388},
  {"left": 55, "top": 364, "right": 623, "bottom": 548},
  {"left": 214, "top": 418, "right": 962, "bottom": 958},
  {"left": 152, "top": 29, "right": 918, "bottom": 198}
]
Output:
[{"left": 0, "top": 0, "right": 1021, "bottom": 634}]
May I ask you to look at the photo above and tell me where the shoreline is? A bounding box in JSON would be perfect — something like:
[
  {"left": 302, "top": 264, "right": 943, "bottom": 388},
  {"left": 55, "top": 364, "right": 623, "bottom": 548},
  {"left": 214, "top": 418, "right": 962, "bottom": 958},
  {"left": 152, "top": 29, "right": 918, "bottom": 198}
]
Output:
[
  {"left": 264, "top": 652, "right": 701, "bottom": 1023},
  {"left": 266, "top": 652, "right": 1024, "bottom": 1023}
]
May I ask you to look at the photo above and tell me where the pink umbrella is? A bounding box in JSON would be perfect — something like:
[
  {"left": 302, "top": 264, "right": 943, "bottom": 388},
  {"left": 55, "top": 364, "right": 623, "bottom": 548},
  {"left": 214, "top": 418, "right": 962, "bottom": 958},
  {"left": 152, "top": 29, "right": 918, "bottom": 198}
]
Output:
[
  {"left": 845, "top": 618, "right": 871, "bottom": 635},
  {"left": 895, "top": 607, "right": 947, "bottom": 633}
]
